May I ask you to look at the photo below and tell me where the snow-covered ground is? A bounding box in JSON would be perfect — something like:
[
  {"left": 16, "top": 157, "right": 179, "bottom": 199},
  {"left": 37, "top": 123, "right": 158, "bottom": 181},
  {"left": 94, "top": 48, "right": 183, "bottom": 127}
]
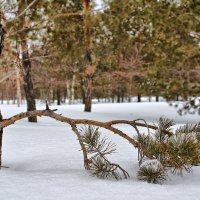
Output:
[{"left": 0, "top": 102, "right": 199, "bottom": 200}]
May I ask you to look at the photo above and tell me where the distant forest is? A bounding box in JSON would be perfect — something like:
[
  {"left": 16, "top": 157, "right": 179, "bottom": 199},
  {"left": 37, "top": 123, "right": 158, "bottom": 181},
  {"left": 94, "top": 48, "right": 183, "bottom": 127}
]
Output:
[{"left": 0, "top": 0, "right": 199, "bottom": 114}]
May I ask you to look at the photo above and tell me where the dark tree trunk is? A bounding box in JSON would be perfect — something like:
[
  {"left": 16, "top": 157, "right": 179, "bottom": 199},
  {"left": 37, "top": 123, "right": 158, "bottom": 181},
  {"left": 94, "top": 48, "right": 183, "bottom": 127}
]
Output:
[
  {"left": 81, "top": 84, "right": 86, "bottom": 104},
  {"left": 117, "top": 94, "right": 120, "bottom": 103},
  {"left": 137, "top": 93, "right": 141, "bottom": 102},
  {"left": 83, "top": 0, "right": 93, "bottom": 112},
  {"left": 21, "top": 41, "right": 37, "bottom": 122},
  {"left": 0, "top": 110, "right": 3, "bottom": 167},
  {"left": 1, "top": 91, "right": 3, "bottom": 104},
  {"left": 83, "top": 78, "right": 92, "bottom": 112},
  {"left": 121, "top": 96, "right": 124, "bottom": 103},
  {"left": 63, "top": 89, "right": 67, "bottom": 103},
  {"left": 52, "top": 89, "right": 56, "bottom": 104},
  {"left": 17, "top": 0, "right": 37, "bottom": 122},
  {"left": 156, "top": 96, "right": 159, "bottom": 102},
  {"left": 57, "top": 88, "right": 61, "bottom": 105},
  {"left": 128, "top": 81, "right": 132, "bottom": 102}
]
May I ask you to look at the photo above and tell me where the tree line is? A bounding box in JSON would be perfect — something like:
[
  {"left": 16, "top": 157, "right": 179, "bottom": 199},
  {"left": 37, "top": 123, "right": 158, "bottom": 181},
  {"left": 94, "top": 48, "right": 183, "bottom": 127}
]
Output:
[{"left": 0, "top": 0, "right": 199, "bottom": 118}]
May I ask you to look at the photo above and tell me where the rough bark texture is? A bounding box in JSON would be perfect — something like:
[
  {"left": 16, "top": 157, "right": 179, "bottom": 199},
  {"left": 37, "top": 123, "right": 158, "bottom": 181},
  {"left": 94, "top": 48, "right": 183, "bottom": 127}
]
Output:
[
  {"left": 16, "top": 66, "right": 21, "bottom": 107},
  {"left": 0, "top": 23, "right": 6, "bottom": 55},
  {"left": 83, "top": 78, "right": 92, "bottom": 112},
  {"left": 21, "top": 40, "right": 37, "bottom": 122},
  {"left": 83, "top": 0, "right": 93, "bottom": 112},
  {"left": 18, "top": 0, "right": 37, "bottom": 122}
]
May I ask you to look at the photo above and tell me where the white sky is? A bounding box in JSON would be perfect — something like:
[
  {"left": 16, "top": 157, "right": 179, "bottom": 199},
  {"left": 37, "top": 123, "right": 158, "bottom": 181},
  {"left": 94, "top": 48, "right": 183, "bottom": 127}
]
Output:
[{"left": 95, "top": 0, "right": 104, "bottom": 8}]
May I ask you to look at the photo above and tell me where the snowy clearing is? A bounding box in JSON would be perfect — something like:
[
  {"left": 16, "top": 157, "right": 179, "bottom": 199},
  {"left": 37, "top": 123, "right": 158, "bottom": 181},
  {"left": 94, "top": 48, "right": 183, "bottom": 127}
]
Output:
[{"left": 0, "top": 102, "right": 199, "bottom": 200}]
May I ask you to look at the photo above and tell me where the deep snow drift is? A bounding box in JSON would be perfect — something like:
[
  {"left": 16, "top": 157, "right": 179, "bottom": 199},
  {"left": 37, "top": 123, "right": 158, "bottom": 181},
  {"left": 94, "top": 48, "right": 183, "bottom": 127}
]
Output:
[{"left": 0, "top": 102, "right": 199, "bottom": 200}]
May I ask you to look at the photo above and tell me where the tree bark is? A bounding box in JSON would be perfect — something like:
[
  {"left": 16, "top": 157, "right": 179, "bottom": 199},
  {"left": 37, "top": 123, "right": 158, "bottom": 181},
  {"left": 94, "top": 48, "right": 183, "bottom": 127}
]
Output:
[
  {"left": 117, "top": 94, "right": 120, "bottom": 103},
  {"left": 16, "top": 66, "right": 21, "bottom": 107},
  {"left": 67, "top": 74, "right": 76, "bottom": 105},
  {"left": 1, "top": 90, "right": 3, "bottom": 104},
  {"left": 56, "top": 87, "right": 61, "bottom": 105},
  {"left": 137, "top": 93, "right": 141, "bottom": 102},
  {"left": 66, "top": 81, "right": 71, "bottom": 104},
  {"left": 83, "top": 0, "right": 93, "bottom": 112},
  {"left": 71, "top": 73, "right": 76, "bottom": 104},
  {"left": 128, "top": 81, "right": 132, "bottom": 102},
  {"left": 21, "top": 39, "right": 37, "bottom": 122},
  {"left": 18, "top": 0, "right": 37, "bottom": 122},
  {"left": 84, "top": 78, "right": 92, "bottom": 112}
]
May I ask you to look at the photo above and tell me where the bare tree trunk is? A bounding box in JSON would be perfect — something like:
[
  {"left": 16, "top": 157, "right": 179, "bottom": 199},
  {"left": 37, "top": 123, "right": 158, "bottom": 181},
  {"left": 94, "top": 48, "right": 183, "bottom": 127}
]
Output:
[
  {"left": 1, "top": 90, "right": 3, "bottom": 104},
  {"left": 84, "top": 78, "right": 92, "bottom": 112},
  {"left": 83, "top": 0, "right": 93, "bottom": 112},
  {"left": 21, "top": 40, "right": 37, "bottom": 122},
  {"left": 67, "top": 74, "right": 76, "bottom": 104},
  {"left": 156, "top": 96, "right": 159, "bottom": 102},
  {"left": 137, "top": 93, "right": 141, "bottom": 102},
  {"left": 117, "top": 94, "right": 120, "bottom": 103},
  {"left": 18, "top": 0, "right": 37, "bottom": 122},
  {"left": 81, "top": 82, "right": 86, "bottom": 104},
  {"left": 66, "top": 80, "right": 71, "bottom": 104},
  {"left": 63, "top": 89, "right": 67, "bottom": 104},
  {"left": 40, "top": 89, "right": 44, "bottom": 103},
  {"left": 57, "top": 87, "right": 61, "bottom": 105},
  {"left": 121, "top": 96, "right": 124, "bottom": 103},
  {"left": 71, "top": 73, "right": 76, "bottom": 104},
  {"left": 52, "top": 89, "right": 56, "bottom": 104},
  {"left": 128, "top": 80, "right": 132, "bottom": 103},
  {"left": 16, "top": 66, "right": 21, "bottom": 107},
  {"left": 46, "top": 84, "right": 52, "bottom": 105}
]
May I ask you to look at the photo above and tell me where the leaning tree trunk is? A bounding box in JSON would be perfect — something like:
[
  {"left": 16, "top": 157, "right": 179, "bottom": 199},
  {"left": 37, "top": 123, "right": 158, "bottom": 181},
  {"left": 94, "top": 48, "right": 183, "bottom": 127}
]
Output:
[{"left": 21, "top": 39, "right": 37, "bottom": 122}]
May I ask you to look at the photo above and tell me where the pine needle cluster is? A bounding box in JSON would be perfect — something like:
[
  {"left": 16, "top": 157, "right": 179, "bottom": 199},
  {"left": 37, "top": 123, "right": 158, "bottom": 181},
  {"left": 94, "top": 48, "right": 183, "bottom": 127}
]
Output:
[
  {"left": 81, "top": 125, "right": 129, "bottom": 180},
  {"left": 137, "top": 159, "right": 166, "bottom": 184},
  {"left": 166, "top": 124, "right": 200, "bottom": 174},
  {"left": 135, "top": 118, "right": 200, "bottom": 183}
]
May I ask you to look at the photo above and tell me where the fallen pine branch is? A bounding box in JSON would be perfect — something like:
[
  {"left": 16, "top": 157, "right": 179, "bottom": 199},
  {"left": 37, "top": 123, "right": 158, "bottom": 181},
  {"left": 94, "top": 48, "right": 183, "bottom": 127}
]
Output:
[{"left": 0, "top": 106, "right": 175, "bottom": 171}]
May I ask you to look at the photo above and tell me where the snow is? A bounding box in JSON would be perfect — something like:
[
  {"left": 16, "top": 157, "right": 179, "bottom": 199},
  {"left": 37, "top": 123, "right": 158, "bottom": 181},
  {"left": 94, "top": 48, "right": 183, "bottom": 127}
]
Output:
[
  {"left": 0, "top": 102, "right": 199, "bottom": 200},
  {"left": 140, "top": 159, "right": 163, "bottom": 171}
]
